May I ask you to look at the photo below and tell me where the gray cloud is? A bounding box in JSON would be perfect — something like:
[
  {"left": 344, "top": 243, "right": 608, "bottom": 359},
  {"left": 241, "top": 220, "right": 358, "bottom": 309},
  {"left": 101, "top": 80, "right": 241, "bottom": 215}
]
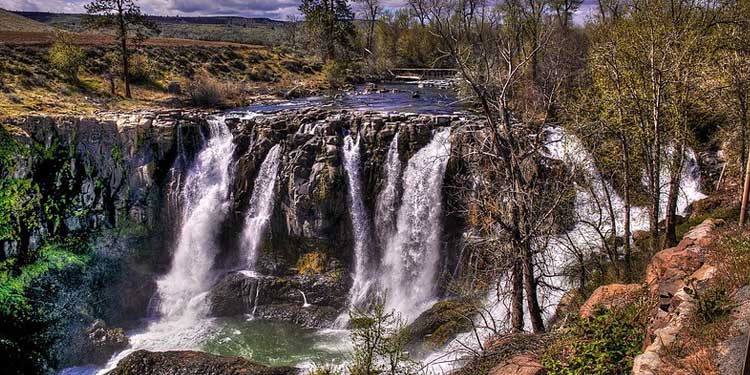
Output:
[{"left": 1, "top": 0, "right": 599, "bottom": 22}]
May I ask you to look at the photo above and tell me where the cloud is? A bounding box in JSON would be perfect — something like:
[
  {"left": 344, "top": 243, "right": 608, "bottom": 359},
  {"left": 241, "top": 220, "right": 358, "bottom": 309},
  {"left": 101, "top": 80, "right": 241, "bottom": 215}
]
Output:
[{"left": 0, "top": 0, "right": 302, "bottom": 19}]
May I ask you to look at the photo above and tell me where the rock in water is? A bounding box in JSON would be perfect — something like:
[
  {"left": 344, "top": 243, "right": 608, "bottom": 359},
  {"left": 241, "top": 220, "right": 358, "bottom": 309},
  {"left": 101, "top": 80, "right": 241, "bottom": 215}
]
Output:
[
  {"left": 81, "top": 319, "right": 129, "bottom": 365},
  {"left": 107, "top": 350, "right": 298, "bottom": 375}
]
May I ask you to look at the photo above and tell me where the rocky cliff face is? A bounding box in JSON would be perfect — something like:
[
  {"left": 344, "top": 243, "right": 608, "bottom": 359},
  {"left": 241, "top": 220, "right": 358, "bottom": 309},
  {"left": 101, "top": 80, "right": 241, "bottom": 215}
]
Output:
[{"left": 3, "top": 109, "right": 475, "bottom": 331}]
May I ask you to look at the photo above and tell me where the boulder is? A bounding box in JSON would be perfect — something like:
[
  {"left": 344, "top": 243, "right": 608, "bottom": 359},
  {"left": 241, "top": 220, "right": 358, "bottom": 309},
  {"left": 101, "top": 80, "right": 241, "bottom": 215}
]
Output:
[
  {"left": 407, "top": 298, "right": 478, "bottom": 353},
  {"left": 81, "top": 320, "right": 129, "bottom": 365},
  {"left": 106, "top": 350, "right": 298, "bottom": 375},
  {"left": 579, "top": 284, "right": 642, "bottom": 318},
  {"left": 208, "top": 271, "right": 345, "bottom": 327},
  {"left": 488, "top": 354, "right": 545, "bottom": 375}
]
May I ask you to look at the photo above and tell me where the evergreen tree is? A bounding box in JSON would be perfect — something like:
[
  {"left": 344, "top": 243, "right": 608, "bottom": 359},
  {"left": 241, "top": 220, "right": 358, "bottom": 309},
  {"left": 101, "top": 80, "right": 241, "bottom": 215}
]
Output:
[
  {"left": 84, "top": 0, "right": 158, "bottom": 98},
  {"left": 299, "top": 0, "right": 356, "bottom": 62}
]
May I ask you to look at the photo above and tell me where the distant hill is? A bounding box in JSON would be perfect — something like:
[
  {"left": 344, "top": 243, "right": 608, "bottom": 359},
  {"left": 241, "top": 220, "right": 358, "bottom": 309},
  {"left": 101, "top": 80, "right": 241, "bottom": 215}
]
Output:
[
  {"left": 0, "top": 9, "right": 56, "bottom": 32},
  {"left": 15, "top": 11, "right": 287, "bottom": 46}
]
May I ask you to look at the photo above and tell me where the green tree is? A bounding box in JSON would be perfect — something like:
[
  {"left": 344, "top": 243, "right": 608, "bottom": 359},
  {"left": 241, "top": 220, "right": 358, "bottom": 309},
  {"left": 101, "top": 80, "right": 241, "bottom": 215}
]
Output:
[
  {"left": 299, "top": 0, "right": 356, "bottom": 62},
  {"left": 48, "top": 33, "right": 86, "bottom": 82},
  {"left": 84, "top": 0, "right": 158, "bottom": 98},
  {"left": 348, "top": 300, "right": 416, "bottom": 375}
]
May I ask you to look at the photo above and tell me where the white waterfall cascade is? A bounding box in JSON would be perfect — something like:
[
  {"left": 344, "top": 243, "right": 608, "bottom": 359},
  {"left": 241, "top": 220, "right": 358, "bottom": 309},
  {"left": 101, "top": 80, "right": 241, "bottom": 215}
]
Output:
[
  {"left": 380, "top": 127, "right": 452, "bottom": 322},
  {"left": 97, "top": 117, "right": 236, "bottom": 375},
  {"left": 342, "top": 134, "right": 375, "bottom": 309},
  {"left": 240, "top": 144, "right": 282, "bottom": 271},
  {"left": 374, "top": 133, "right": 402, "bottom": 251},
  {"left": 423, "top": 127, "right": 707, "bottom": 373},
  {"left": 156, "top": 117, "right": 236, "bottom": 321}
]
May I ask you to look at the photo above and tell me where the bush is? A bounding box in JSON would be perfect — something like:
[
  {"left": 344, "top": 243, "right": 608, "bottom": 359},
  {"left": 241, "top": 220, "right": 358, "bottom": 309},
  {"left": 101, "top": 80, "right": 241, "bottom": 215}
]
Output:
[
  {"left": 348, "top": 300, "right": 418, "bottom": 375},
  {"left": 107, "top": 52, "right": 160, "bottom": 84},
  {"left": 48, "top": 33, "right": 85, "bottom": 82},
  {"left": 542, "top": 304, "right": 648, "bottom": 375},
  {"left": 322, "top": 60, "right": 347, "bottom": 89},
  {"left": 186, "top": 74, "right": 229, "bottom": 107}
]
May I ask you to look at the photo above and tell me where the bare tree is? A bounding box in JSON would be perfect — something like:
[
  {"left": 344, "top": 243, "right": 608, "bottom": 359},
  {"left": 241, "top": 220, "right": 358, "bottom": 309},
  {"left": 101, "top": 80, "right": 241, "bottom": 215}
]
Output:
[{"left": 419, "top": 0, "right": 577, "bottom": 333}]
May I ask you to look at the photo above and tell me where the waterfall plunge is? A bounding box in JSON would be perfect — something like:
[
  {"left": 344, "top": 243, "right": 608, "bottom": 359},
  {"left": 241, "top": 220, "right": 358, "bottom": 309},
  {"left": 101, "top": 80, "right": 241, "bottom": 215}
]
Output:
[
  {"left": 156, "top": 117, "right": 235, "bottom": 321},
  {"left": 374, "top": 133, "right": 402, "bottom": 251},
  {"left": 342, "top": 134, "right": 374, "bottom": 309},
  {"left": 381, "top": 127, "right": 452, "bottom": 322},
  {"left": 240, "top": 144, "right": 282, "bottom": 271}
]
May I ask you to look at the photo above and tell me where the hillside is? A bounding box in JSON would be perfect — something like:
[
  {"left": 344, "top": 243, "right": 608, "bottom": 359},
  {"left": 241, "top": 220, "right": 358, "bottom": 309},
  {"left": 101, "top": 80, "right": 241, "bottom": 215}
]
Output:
[
  {"left": 15, "top": 11, "right": 288, "bottom": 46},
  {"left": 0, "top": 9, "right": 56, "bottom": 32}
]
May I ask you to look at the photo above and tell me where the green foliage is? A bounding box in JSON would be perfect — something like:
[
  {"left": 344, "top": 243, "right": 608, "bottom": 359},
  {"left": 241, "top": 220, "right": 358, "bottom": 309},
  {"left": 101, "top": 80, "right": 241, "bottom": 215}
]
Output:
[
  {"left": 686, "top": 286, "right": 735, "bottom": 325},
  {"left": 299, "top": 0, "right": 356, "bottom": 61},
  {"left": 322, "top": 60, "right": 347, "bottom": 89},
  {"left": 542, "top": 305, "right": 647, "bottom": 375},
  {"left": 0, "top": 243, "right": 89, "bottom": 316},
  {"left": 48, "top": 33, "right": 86, "bottom": 82},
  {"left": 348, "top": 300, "right": 417, "bottom": 375}
]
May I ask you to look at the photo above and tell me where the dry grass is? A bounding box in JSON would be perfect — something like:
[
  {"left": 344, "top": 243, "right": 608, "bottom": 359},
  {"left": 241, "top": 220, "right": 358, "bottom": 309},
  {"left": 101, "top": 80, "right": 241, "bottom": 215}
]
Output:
[{"left": 0, "top": 9, "right": 56, "bottom": 33}]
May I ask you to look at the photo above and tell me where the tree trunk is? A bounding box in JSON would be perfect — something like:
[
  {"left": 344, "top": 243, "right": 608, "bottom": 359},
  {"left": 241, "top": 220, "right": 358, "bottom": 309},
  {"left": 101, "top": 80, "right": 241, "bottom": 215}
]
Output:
[
  {"left": 664, "top": 147, "right": 684, "bottom": 246},
  {"left": 621, "top": 133, "right": 632, "bottom": 274},
  {"left": 522, "top": 244, "right": 545, "bottom": 333},
  {"left": 510, "top": 258, "right": 524, "bottom": 332},
  {"left": 740, "top": 145, "right": 750, "bottom": 226},
  {"left": 118, "top": 10, "right": 131, "bottom": 99}
]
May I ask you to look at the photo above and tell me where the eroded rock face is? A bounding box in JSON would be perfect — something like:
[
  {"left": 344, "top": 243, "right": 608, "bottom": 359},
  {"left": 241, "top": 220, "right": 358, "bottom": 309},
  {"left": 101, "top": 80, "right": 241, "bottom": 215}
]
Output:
[
  {"left": 632, "top": 218, "right": 723, "bottom": 375},
  {"left": 106, "top": 350, "right": 298, "bottom": 375},
  {"left": 208, "top": 271, "right": 348, "bottom": 327}
]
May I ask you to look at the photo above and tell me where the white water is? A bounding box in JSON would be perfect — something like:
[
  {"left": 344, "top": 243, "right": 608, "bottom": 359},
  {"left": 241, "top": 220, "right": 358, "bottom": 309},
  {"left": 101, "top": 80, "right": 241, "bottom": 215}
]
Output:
[
  {"left": 156, "top": 117, "right": 236, "bottom": 320},
  {"left": 424, "top": 127, "right": 707, "bottom": 373},
  {"left": 374, "top": 133, "right": 402, "bottom": 251},
  {"left": 380, "top": 127, "right": 452, "bottom": 322},
  {"left": 240, "top": 144, "right": 282, "bottom": 270},
  {"left": 91, "top": 117, "right": 236, "bottom": 374},
  {"left": 342, "top": 134, "right": 374, "bottom": 309}
]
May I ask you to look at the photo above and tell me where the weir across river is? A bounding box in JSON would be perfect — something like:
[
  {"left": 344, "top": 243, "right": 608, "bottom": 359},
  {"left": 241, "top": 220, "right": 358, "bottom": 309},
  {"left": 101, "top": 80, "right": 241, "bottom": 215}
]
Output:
[{"left": 387, "top": 68, "right": 458, "bottom": 80}]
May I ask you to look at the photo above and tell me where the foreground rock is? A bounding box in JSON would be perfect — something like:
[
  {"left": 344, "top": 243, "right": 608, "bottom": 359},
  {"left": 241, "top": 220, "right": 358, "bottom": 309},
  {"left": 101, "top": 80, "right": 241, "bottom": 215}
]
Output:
[
  {"left": 407, "top": 298, "right": 478, "bottom": 354},
  {"left": 630, "top": 219, "right": 722, "bottom": 374},
  {"left": 106, "top": 350, "right": 298, "bottom": 375},
  {"left": 208, "top": 271, "right": 346, "bottom": 328},
  {"left": 80, "top": 320, "right": 129, "bottom": 365},
  {"left": 579, "top": 284, "right": 642, "bottom": 318}
]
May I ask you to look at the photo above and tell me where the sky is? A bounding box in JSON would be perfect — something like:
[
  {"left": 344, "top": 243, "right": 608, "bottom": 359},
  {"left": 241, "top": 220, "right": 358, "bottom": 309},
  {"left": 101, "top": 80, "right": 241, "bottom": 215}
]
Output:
[{"left": 0, "top": 0, "right": 597, "bottom": 22}]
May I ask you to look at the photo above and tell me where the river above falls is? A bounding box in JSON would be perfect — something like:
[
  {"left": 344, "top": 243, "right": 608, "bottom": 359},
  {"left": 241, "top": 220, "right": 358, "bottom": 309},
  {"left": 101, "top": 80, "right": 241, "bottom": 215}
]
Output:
[{"left": 231, "top": 81, "right": 465, "bottom": 115}]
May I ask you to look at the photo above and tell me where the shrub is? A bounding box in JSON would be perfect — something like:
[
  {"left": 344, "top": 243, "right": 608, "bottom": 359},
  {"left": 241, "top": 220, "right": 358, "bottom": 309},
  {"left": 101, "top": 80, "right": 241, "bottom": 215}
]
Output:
[
  {"left": 686, "top": 285, "right": 735, "bottom": 325},
  {"left": 48, "top": 33, "right": 85, "bottom": 82},
  {"left": 711, "top": 225, "right": 750, "bottom": 289},
  {"left": 107, "top": 52, "right": 160, "bottom": 84},
  {"left": 186, "top": 74, "right": 229, "bottom": 107},
  {"left": 322, "top": 60, "right": 347, "bottom": 89},
  {"left": 348, "top": 300, "right": 417, "bottom": 375},
  {"left": 296, "top": 251, "right": 326, "bottom": 275},
  {"left": 542, "top": 304, "right": 648, "bottom": 375}
]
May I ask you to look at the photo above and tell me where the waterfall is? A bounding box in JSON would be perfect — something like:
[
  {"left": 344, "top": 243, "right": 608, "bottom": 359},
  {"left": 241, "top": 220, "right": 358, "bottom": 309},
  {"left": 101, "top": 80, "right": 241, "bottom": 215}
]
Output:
[
  {"left": 424, "top": 127, "right": 708, "bottom": 373},
  {"left": 240, "top": 144, "right": 282, "bottom": 271},
  {"left": 374, "top": 133, "right": 401, "bottom": 251},
  {"left": 380, "top": 127, "right": 452, "bottom": 322},
  {"left": 342, "top": 134, "right": 374, "bottom": 309},
  {"left": 155, "top": 117, "right": 235, "bottom": 321}
]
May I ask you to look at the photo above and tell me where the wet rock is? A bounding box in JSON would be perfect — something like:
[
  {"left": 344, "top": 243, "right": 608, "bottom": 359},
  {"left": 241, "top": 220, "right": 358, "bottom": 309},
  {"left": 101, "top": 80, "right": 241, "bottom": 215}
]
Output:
[
  {"left": 407, "top": 298, "right": 478, "bottom": 353},
  {"left": 81, "top": 320, "right": 129, "bottom": 365},
  {"left": 106, "top": 350, "right": 298, "bottom": 375},
  {"left": 254, "top": 304, "right": 338, "bottom": 328},
  {"left": 208, "top": 271, "right": 347, "bottom": 327}
]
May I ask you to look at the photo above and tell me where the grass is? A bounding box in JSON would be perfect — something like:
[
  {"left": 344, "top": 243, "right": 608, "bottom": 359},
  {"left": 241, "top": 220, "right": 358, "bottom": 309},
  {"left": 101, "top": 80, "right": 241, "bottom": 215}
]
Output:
[
  {"left": 0, "top": 9, "right": 56, "bottom": 32},
  {"left": 0, "top": 43, "right": 325, "bottom": 117}
]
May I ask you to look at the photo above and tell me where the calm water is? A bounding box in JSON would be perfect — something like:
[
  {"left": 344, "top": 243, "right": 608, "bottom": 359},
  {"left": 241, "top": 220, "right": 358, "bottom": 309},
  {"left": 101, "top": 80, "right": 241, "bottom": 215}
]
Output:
[
  {"left": 202, "top": 318, "right": 350, "bottom": 367},
  {"left": 232, "top": 82, "right": 465, "bottom": 115}
]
